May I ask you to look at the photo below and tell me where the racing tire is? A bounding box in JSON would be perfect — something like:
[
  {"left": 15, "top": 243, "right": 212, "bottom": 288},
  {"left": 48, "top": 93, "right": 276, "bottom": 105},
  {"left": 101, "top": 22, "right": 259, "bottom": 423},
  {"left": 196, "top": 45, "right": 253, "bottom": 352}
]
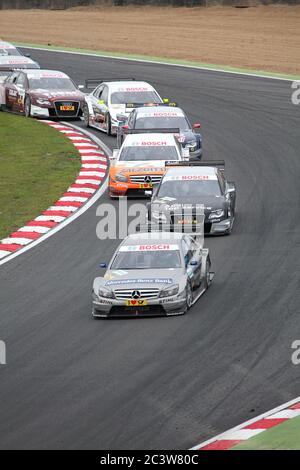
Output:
[
  {"left": 203, "top": 260, "right": 212, "bottom": 290},
  {"left": 184, "top": 281, "right": 193, "bottom": 313},
  {"left": 24, "top": 96, "right": 31, "bottom": 118},
  {"left": 83, "top": 105, "right": 90, "bottom": 128},
  {"left": 106, "top": 113, "right": 112, "bottom": 136}
]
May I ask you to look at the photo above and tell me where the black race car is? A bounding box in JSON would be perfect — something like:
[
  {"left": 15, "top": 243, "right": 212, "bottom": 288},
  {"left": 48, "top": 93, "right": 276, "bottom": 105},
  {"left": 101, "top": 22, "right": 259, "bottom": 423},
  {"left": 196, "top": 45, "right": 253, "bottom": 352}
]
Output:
[
  {"left": 148, "top": 161, "right": 236, "bottom": 235},
  {"left": 117, "top": 105, "right": 202, "bottom": 159}
]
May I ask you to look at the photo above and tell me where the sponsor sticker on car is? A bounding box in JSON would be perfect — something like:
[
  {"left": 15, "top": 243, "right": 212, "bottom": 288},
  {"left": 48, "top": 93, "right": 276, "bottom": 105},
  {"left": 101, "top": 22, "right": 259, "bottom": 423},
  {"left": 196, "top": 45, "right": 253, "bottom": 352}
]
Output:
[
  {"left": 119, "top": 244, "right": 179, "bottom": 252},
  {"left": 125, "top": 299, "right": 148, "bottom": 307},
  {"left": 105, "top": 278, "right": 174, "bottom": 286}
]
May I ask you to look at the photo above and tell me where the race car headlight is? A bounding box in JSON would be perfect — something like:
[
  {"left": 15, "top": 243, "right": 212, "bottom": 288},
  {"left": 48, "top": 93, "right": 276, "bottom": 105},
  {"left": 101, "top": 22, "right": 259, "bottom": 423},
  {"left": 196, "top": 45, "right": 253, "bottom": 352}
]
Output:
[
  {"left": 209, "top": 209, "right": 224, "bottom": 220},
  {"left": 36, "top": 98, "right": 51, "bottom": 106},
  {"left": 98, "top": 287, "right": 114, "bottom": 299},
  {"left": 159, "top": 284, "right": 179, "bottom": 298},
  {"left": 187, "top": 141, "right": 197, "bottom": 150},
  {"left": 115, "top": 173, "right": 129, "bottom": 183}
]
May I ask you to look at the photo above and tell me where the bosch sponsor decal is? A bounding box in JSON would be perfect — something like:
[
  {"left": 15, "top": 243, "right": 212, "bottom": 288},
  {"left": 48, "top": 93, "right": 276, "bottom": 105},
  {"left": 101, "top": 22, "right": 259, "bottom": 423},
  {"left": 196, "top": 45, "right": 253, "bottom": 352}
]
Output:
[
  {"left": 131, "top": 141, "right": 168, "bottom": 147},
  {"left": 118, "top": 87, "right": 151, "bottom": 92},
  {"left": 105, "top": 278, "right": 174, "bottom": 286},
  {"left": 0, "top": 122, "right": 108, "bottom": 261},
  {"left": 27, "top": 72, "right": 67, "bottom": 79},
  {"left": 138, "top": 111, "right": 183, "bottom": 118},
  {"left": 0, "top": 43, "right": 16, "bottom": 49},
  {"left": 119, "top": 244, "right": 179, "bottom": 252},
  {"left": 164, "top": 174, "right": 217, "bottom": 181}
]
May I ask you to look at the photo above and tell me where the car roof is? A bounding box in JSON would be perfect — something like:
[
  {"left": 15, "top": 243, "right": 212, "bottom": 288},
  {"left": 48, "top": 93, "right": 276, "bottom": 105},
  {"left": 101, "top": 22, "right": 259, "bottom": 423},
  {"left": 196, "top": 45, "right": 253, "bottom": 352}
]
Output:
[
  {"left": 0, "top": 41, "right": 17, "bottom": 49},
  {"left": 104, "top": 81, "right": 155, "bottom": 93},
  {"left": 0, "top": 56, "right": 35, "bottom": 65},
  {"left": 135, "top": 106, "right": 185, "bottom": 117},
  {"left": 121, "top": 232, "right": 184, "bottom": 247},
  {"left": 164, "top": 165, "right": 218, "bottom": 179},
  {"left": 123, "top": 133, "right": 177, "bottom": 147},
  {"left": 24, "top": 69, "right": 69, "bottom": 78}
]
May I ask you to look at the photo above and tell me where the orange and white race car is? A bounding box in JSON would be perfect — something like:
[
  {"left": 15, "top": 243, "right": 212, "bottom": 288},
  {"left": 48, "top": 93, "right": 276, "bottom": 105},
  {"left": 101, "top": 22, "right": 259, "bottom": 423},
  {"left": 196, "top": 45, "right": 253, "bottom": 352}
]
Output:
[{"left": 109, "top": 131, "right": 187, "bottom": 198}]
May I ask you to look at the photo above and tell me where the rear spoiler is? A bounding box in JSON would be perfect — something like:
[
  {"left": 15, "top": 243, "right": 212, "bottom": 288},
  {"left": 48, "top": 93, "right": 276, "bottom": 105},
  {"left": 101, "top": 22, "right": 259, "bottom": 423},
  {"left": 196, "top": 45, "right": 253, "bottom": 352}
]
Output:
[
  {"left": 137, "top": 221, "right": 205, "bottom": 239},
  {"left": 165, "top": 160, "right": 225, "bottom": 169},
  {"left": 85, "top": 78, "right": 136, "bottom": 89},
  {"left": 123, "top": 128, "right": 180, "bottom": 135}
]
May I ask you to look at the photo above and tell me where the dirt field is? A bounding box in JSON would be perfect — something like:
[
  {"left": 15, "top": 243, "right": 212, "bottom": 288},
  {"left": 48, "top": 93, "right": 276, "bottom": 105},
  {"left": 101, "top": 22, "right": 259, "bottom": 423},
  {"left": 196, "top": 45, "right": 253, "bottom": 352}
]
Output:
[{"left": 0, "top": 5, "right": 299, "bottom": 75}]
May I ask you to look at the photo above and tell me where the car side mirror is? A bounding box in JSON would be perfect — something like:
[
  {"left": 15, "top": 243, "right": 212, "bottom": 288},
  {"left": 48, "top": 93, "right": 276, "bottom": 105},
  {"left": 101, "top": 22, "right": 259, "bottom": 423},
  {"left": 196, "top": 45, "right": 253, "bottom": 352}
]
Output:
[
  {"left": 190, "top": 260, "right": 198, "bottom": 266},
  {"left": 98, "top": 99, "right": 105, "bottom": 105},
  {"left": 226, "top": 182, "right": 236, "bottom": 194},
  {"left": 110, "top": 149, "right": 119, "bottom": 161},
  {"left": 99, "top": 263, "right": 107, "bottom": 269},
  {"left": 193, "top": 123, "right": 201, "bottom": 129}
]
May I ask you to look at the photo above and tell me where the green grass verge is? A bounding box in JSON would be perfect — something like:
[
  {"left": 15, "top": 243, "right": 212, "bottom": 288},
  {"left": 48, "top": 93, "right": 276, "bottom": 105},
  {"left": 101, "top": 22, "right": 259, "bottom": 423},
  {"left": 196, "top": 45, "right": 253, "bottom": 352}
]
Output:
[
  {"left": 14, "top": 41, "right": 300, "bottom": 81},
  {"left": 0, "top": 113, "right": 80, "bottom": 239},
  {"left": 231, "top": 415, "right": 300, "bottom": 450}
]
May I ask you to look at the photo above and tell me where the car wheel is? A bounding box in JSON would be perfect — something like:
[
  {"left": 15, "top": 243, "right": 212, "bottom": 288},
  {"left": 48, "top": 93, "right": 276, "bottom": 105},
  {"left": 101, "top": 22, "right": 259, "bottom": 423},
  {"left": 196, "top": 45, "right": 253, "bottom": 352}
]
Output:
[
  {"left": 83, "top": 105, "right": 90, "bottom": 127},
  {"left": 106, "top": 113, "right": 112, "bottom": 136},
  {"left": 185, "top": 281, "right": 193, "bottom": 312},
  {"left": 24, "top": 96, "right": 31, "bottom": 117},
  {"left": 203, "top": 260, "right": 211, "bottom": 289}
]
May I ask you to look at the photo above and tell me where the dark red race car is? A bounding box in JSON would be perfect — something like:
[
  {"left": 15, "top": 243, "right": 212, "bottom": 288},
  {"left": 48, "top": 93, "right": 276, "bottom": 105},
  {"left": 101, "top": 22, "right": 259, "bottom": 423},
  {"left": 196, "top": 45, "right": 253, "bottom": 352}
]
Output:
[{"left": 0, "top": 69, "right": 85, "bottom": 119}]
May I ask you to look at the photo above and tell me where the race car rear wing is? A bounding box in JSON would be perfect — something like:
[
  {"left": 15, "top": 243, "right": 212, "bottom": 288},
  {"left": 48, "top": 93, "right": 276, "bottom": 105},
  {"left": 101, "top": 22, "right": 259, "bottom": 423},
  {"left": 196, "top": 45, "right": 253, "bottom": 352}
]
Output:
[
  {"left": 165, "top": 160, "right": 225, "bottom": 169},
  {"left": 122, "top": 128, "right": 181, "bottom": 135},
  {"left": 85, "top": 78, "right": 136, "bottom": 89},
  {"left": 137, "top": 220, "right": 205, "bottom": 240}
]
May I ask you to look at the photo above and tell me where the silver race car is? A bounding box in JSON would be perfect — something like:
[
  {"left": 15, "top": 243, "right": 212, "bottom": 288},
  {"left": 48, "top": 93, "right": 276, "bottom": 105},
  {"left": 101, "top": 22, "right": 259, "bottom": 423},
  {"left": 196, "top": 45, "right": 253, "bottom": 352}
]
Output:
[
  {"left": 92, "top": 232, "right": 213, "bottom": 318},
  {"left": 83, "top": 78, "right": 166, "bottom": 135}
]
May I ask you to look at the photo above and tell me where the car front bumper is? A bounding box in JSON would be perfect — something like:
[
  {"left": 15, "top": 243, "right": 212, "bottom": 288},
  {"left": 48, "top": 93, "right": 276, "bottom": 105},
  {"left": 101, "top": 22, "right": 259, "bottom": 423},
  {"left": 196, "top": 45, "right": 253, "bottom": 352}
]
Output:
[
  {"left": 109, "top": 181, "right": 156, "bottom": 198},
  {"left": 209, "top": 218, "right": 232, "bottom": 234},
  {"left": 92, "top": 294, "right": 186, "bottom": 317}
]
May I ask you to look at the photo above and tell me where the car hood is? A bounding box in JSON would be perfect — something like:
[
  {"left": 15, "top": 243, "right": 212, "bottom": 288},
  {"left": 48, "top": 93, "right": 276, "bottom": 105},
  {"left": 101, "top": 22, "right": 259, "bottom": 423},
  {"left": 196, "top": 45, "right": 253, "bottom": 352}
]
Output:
[
  {"left": 113, "top": 160, "right": 168, "bottom": 173},
  {"left": 29, "top": 89, "right": 85, "bottom": 101},
  {"left": 153, "top": 195, "right": 227, "bottom": 212}
]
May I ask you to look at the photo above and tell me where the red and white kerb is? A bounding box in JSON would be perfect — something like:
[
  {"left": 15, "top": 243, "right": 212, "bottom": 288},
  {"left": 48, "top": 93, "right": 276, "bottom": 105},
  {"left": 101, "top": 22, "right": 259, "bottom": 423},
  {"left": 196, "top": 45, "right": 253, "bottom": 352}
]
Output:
[{"left": 0, "top": 121, "right": 108, "bottom": 260}]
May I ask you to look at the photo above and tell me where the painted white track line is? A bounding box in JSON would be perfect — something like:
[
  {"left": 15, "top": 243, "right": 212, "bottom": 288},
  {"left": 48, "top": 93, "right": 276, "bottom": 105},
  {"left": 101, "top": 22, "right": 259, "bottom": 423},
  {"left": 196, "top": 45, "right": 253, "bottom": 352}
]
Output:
[
  {"left": 191, "top": 396, "right": 300, "bottom": 450},
  {"left": 16, "top": 44, "right": 298, "bottom": 82},
  {"left": 0, "top": 122, "right": 110, "bottom": 267}
]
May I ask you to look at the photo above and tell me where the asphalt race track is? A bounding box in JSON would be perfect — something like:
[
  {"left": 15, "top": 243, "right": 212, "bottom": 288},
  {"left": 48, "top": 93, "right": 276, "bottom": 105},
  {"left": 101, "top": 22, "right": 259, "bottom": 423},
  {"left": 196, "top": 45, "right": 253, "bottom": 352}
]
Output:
[{"left": 0, "top": 48, "right": 299, "bottom": 450}]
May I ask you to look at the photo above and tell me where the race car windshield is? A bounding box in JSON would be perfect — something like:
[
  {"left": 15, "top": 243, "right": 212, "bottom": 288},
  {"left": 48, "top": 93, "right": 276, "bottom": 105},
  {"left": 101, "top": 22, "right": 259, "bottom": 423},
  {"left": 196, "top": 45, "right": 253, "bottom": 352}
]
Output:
[
  {"left": 119, "top": 146, "right": 179, "bottom": 161},
  {"left": 28, "top": 77, "right": 77, "bottom": 91},
  {"left": 111, "top": 250, "right": 182, "bottom": 269},
  {"left": 0, "top": 48, "right": 20, "bottom": 56},
  {"left": 135, "top": 116, "right": 190, "bottom": 131},
  {"left": 158, "top": 179, "right": 222, "bottom": 197},
  {"left": 111, "top": 91, "right": 161, "bottom": 105}
]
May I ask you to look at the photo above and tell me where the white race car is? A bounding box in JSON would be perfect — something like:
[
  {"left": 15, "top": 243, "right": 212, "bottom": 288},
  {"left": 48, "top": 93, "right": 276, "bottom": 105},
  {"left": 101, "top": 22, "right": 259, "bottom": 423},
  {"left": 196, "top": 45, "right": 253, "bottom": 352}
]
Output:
[{"left": 83, "top": 79, "right": 167, "bottom": 135}]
